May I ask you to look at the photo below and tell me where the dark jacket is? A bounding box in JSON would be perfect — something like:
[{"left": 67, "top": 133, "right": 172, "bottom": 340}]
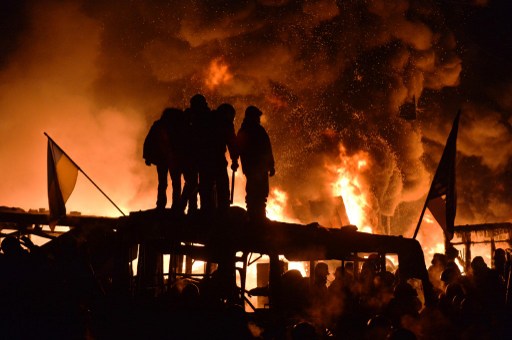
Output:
[
  {"left": 236, "top": 119, "right": 274, "bottom": 175},
  {"left": 143, "top": 119, "right": 172, "bottom": 166},
  {"left": 211, "top": 110, "right": 238, "bottom": 167}
]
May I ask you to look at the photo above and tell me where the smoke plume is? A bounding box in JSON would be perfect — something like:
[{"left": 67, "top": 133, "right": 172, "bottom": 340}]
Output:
[{"left": 0, "top": 0, "right": 510, "bottom": 235}]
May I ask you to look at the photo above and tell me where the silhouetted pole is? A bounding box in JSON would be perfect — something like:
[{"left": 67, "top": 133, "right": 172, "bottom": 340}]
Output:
[
  {"left": 413, "top": 110, "right": 460, "bottom": 241},
  {"left": 44, "top": 132, "right": 126, "bottom": 216},
  {"left": 230, "top": 170, "right": 235, "bottom": 204},
  {"left": 413, "top": 201, "right": 428, "bottom": 239}
]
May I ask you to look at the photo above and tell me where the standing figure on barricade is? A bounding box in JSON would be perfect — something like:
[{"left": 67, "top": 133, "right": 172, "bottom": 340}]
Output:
[
  {"left": 143, "top": 108, "right": 182, "bottom": 210},
  {"left": 190, "top": 94, "right": 216, "bottom": 215},
  {"left": 181, "top": 100, "right": 201, "bottom": 215},
  {"left": 236, "top": 106, "right": 275, "bottom": 222},
  {"left": 211, "top": 103, "right": 239, "bottom": 214}
]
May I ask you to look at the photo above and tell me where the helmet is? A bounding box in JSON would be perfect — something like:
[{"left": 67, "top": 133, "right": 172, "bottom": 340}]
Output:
[
  {"left": 190, "top": 94, "right": 207, "bottom": 108},
  {"left": 217, "top": 103, "right": 236, "bottom": 121},
  {"left": 245, "top": 105, "right": 262, "bottom": 118}
]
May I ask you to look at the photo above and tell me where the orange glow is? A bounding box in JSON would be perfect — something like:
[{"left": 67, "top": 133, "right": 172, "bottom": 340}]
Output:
[
  {"left": 266, "top": 187, "right": 303, "bottom": 223},
  {"left": 266, "top": 94, "right": 289, "bottom": 110},
  {"left": 0, "top": 1, "right": 506, "bottom": 287},
  {"left": 417, "top": 210, "right": 444, "bottom": 259},
  {"left": 266, "top": 188, "right": 287, "bottom": 221},
  {"left": 286, "top": 260, "right": 308, "bottom": 277},
  {"left": 328, "top": 145, "right": 372, "bottom": 230},
  {"left": 205, "top": 57, "right": 232, "bottom": 89}
]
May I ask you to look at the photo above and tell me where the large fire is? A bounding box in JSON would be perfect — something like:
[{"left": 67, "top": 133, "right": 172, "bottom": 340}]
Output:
[
  {"left": 1, "top": 0, "right": 510, "bottom": 232},
  {"left": 266, "top": 188, "right": 287, "bottom": 222},
  {"left": 328, "top": 145, "right": 372, "bottom": 231}
]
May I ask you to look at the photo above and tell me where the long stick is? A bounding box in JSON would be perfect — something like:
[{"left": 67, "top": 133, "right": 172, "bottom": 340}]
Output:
[
  {"left": 230, "top": 170, "right": 235, "bottom": 204},
  {"left": 412, "top": 196, "right": 429, "bottom": 239},
  {"left": 44, "top": 132, "right": 126, "bottom": 216}
]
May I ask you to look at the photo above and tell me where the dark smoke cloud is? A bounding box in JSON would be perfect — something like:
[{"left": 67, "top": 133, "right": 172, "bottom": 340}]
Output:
[{"left": 0, "top": 0, "right": 510, "bottom": 232}]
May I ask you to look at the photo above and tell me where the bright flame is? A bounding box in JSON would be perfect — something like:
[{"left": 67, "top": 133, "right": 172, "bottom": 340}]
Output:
[
  {"left": 205, "top": 57, "right": 232, "bottom": 89},
  {"left": 359, "top": 226, "right": 373, "bottom": 233},
  {"left": 287, "top": 260, "right": 308, "bottom": 277},
  {"left": 416, "top": 210, "right": 446, "bottom": 265},
  {"left": 266, "top": 188, "right": 287, "bottom": 221},
  {"left": 328, "top": 145, "right": 372, "bottom": 229}
]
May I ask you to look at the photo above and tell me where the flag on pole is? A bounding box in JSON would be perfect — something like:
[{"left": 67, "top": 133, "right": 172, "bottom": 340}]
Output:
[
  {"left": 47, "top": 138, "right": 78, "bottom": 228},
  {"left": 424, "top": 110, "right": 461, "bottom": 240}
]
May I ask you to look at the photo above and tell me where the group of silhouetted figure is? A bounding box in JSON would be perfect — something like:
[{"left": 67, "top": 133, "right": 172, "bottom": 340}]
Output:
[
  {"left": 143, "top": 94, "right": 275, "bottom": 222},
  {"left": 133, "top": 250, "right": 511, "bottom": 339},
  {"left": 283, "top": 251, "right": 511, "bottom": 339}
]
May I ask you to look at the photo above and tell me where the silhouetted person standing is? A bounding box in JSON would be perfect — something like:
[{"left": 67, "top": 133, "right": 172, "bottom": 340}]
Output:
[
  {"left": 193, "top": 97, "right": 238, "bottom": 215},
  {"left": 189, "top": 94, "right": 216, "bottom": 214},
  {"left": 143, "top": 108, "right": 181, "bottom": 210},
  {"left": 211, "top": 103, "right": 238, "bottom": 213},
  {"left": 180, "top": 102, "right": 200, "bottom": 214},
  {"left": 236, "top": 106, "right": 275, "bottom": 221},
  {"left": 305, "top": 262, "right": 330, "bottom": 334}
]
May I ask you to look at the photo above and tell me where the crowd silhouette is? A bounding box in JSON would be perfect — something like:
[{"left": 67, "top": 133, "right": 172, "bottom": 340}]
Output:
[
  {"left": 143, "top": 94, "right": 275, "bottom": 221},
  {"left": 2, "top": 231, "right": 510, "bottom": 339}
]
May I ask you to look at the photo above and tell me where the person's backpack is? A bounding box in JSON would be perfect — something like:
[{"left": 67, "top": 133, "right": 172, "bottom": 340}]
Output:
[{"left": 143, "top": 122, "right": 162, "bottom": 165}]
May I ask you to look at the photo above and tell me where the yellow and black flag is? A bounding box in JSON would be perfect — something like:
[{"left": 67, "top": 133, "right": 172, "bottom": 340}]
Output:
[{"left": 47, "top": 137, "right": 78, "bottom": 229}]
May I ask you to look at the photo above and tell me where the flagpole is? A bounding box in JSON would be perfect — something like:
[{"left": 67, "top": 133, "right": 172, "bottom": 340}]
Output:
[
  {"left": 412, "top": 109, "right": 461, "bottom": 240},
  {"left": 413, "top": 196, "right": 429, "bottom": 239},
  {"left": 44, "top": 132, "right": 126, "bottom": 216}
]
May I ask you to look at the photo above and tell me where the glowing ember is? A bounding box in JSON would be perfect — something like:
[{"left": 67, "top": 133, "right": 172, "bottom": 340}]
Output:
[{"left": 205, "top": 57, "right": 232, "bottom": 89}]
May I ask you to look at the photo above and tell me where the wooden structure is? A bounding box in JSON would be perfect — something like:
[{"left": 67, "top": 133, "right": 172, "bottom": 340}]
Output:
[
  {"left": 0, "top": 206, "right": 436, "bottom": 307},
  {"left": 452, "top": 222, "right": 512, "bottom": 271}
]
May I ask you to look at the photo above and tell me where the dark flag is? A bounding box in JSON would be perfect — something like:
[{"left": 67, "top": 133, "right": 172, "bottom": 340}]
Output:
[
  {"left": 47, "top": 138, "right": 78, "bottom": 229},
  {"left": 414, "top": 110, "right": 460, "bottom": 240}
]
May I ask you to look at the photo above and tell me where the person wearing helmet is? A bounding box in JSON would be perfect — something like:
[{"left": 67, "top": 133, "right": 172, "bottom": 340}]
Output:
[{"left": 236, "top": 106, "right": 275, "bottom": 221}]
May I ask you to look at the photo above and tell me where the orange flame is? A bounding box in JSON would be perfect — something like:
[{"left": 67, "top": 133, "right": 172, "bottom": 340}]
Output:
[
  {"left": 205, "top": 57, "right": 232, "bottom": 89},
  {"left": 328, "top": 145, "right": 372, "bottom": 230},
  {"left": 266, "top": 188, "right": 287, "bottom": 221}
]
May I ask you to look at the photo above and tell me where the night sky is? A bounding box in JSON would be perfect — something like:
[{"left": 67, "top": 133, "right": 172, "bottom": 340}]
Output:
[{"left": 0, "top": 0, "right": 511, "bottom": 236}]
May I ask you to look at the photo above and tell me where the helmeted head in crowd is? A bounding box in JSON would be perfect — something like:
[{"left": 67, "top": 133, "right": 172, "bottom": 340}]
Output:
[
  {"left": 244, "top": 105, "right": 262, "bottom": 123},
  {"left": 217, "top": 103, "right": 236, "bottom": 122},
  {"left": 190, "top": 94, "right": 208, "bottom": 111}
]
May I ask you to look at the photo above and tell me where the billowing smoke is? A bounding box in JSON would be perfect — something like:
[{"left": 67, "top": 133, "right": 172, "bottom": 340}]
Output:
[{"left": 0, "top": 0, "right": 510, "bottom": 233}]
